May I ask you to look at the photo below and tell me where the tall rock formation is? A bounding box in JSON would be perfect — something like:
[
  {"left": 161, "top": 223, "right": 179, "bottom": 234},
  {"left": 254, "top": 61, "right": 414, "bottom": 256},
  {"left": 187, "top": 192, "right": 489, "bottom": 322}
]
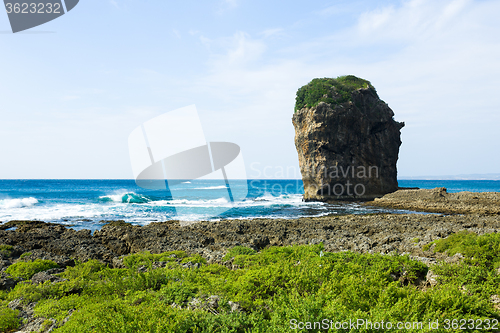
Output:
[{"left": 292, "top": 76, "right": 404, "bottom": 201}]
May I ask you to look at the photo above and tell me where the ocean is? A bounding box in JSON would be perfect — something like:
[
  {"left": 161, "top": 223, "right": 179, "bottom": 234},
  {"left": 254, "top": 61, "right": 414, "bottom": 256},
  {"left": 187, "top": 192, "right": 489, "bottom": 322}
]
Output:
[{"left": 0, "top": 179, "right": 499, "bottom": 231}]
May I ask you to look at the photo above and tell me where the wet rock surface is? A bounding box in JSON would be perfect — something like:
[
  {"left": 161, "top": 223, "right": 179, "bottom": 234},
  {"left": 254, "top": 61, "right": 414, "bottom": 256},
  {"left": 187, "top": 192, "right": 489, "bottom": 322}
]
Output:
[{"left": 366, "top": 187, "right": 500, "bottom": 215}]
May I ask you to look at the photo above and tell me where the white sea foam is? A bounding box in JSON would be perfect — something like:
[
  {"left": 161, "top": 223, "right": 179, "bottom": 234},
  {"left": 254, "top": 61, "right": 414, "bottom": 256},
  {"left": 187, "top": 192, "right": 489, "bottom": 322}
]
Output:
[
  {"left": 0, "top": 190, "right": 359, "bottom": 231},
  {"left": 151, "top": 197, "right": 230, "bottom": 207},
  {"left": 226, "top": 211, "right": 334, "bottom": 221},
  {"left": 148, "top": 193, "right": 323, "bottom": 209},
  {"left": 1, "top": 197, "right": 39, "bottom": 209},
  {"left": 240, "top": 193, "right": 322, "bottom": 207},
  {"left": 192, "top": 185, "right": 228, "bottom": 190}
]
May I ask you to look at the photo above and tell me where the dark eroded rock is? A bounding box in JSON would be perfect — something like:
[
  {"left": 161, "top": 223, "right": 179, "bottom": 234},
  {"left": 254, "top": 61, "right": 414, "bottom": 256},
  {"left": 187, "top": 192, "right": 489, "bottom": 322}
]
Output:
[
  {"left": 0, "top": 273, "right": 18, "bottom": 290},
  {"left": 292, "top": 76, "right": 404, "bottom": 201},
  {"left": 31, "top": 271, "right": 65, "bottom": 285}
]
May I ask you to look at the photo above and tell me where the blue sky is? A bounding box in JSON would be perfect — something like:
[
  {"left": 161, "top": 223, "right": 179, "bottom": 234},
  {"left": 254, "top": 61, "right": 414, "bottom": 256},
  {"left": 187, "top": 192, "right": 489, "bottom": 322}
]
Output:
[{"left": 1, "top": 0, "right": 499, "bottom": 179}]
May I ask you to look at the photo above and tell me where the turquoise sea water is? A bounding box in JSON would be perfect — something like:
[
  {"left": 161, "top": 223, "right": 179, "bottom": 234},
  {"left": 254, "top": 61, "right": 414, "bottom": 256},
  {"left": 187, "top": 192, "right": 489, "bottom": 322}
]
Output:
[
  {"left": 0, "top": 179, "right": 498, "bottom": 231},
  {"left": 398, "top": 180, "right": 500, "bottom": 193}
]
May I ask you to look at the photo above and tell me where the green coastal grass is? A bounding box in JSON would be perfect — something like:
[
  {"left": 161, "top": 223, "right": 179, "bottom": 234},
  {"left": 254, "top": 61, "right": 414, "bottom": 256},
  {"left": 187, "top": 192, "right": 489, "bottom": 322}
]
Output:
[
  {"left": 0, "top": 307, "right": 19, "bottom": 332},
  {"left": 430, "top": 230, "right": 500, "bottom": 261},
  {"left": 0, "top": 238, "right": 499, "bottom": 332},
  {"left": 294, "top": 75, "right": 376, "bottom": 112},
  {"left": 222, "top": 245, "right": 257, "bottom": 263},
  {"left": 425, "top": 231, "right": 500, "bottom": 299},
  {"left": 5, "top": 259, "right": 59, "bottom": 280}
]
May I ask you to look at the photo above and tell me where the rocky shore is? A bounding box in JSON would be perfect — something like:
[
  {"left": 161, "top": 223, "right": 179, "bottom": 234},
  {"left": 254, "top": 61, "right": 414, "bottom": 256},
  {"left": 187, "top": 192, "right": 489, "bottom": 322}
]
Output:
[
  {"left": 1, "top": 187, "right": 499, "bottom": 278},
  {"left": 2, "top": 188, "right": 500, "bottom": 332},
  {"left": 1, "top": 212, "right": 499, "bottom": 274},
  {"left": 366, "top": 187, "right": 500, "bottom": 215}
]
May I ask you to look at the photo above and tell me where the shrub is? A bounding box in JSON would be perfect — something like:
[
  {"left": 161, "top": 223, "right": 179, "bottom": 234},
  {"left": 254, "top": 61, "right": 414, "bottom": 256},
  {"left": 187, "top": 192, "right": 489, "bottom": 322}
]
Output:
[
  {"left": 0, "top": 307, "right": 20, "bottom": 332},
  {"left": 6, "top": 259, "right": 59, "bottom": 280},
  {"left": 432, "top": 231, "right": 500, "bottom": 262},
  {"left": 123, "top": 251, "right": 186, "bottom": 269},
  {"left": 180, "top": 254, "right": 207, "bottom": 265},
  {"left": 2, "top": 244, "right": 500, "bottom": 332},
  {"left": 61, "top": 260, "right": 106, "bottom": 280},
  {"left": 222, "top": 246, "right": 256, "bottom": 262},
  {"left": 427, "top": 231, "right": 500, "bottom": 299},
  {"left": 294, "top": 75, "right": 376, "bottom": 112}
]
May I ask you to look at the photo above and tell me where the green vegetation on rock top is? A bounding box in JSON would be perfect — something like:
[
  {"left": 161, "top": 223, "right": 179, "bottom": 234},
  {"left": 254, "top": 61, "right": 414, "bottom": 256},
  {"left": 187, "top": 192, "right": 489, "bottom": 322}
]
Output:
[{"left": 294, "top": 75, "right": 376, "bottom": 112}]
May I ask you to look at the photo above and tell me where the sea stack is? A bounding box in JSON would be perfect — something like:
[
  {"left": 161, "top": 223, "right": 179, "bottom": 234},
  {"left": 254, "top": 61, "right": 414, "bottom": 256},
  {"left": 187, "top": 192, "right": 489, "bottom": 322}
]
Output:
[{"left": 292, "top": 75, "right": 404, "bottom": 201}]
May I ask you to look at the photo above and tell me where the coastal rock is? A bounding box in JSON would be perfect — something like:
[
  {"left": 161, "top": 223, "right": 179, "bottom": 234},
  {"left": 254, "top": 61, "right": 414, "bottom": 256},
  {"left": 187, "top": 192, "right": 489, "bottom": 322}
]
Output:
[
  {"left": 1, "top": 213, "right": 499, "bottom": 267},
  {"left": 228, "top": 301, "right": 241, "bottom": 313},
  {"left": 187, "top": 295, "right": 221, "bottom": 314},
  {"left": 366, "top": 187, "right": 500, "bottom": 215},
  {"left": 491, "top": 295, "right": 500, "bottom": 310},
  {"left": 292, "top": 76, "right": 404, "bottom": 201},
  {"left": 31, "top": 271, "right": 65, "bottom": 285},
  {"left": 426, "top": 270, "right": 439, "bottom": 287},
  {"left": 17, "top": 250, "right": 75, "bottom": 269},
  {"left": 0, "top": 273, "right": 17, "bottom": 290}
]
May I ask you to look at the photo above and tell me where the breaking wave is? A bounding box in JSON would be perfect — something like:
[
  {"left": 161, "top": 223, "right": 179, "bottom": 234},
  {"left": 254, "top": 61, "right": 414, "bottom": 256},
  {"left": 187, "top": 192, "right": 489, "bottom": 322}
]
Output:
[
  {"left": 99, "top": 192, "right": 151, "bottom": 204},
  {"left": 0, "top": 197, "right": 39, "bottom": 209}
]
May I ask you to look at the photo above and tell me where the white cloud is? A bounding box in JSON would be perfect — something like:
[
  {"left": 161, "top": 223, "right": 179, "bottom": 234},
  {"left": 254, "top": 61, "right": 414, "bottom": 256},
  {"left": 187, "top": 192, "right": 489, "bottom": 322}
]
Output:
[
  {"left": 260, "top": 28, "right": 285, "bottom": 39},
  {"left": 204, "top": 31, "right": 266, "bottom": 68},
  {"left": 191, "top": 0, "right": 500, "bottom": 177},
  {"left": 216, "top": 0, "right": 239, "bottom": 14},
  {"left": 317, "top": 3, "right": 358, "bottom": 17},
  {"left": 356, "top": 0, "right": 472, "bottom": 42},
  {"left": 224, "top": 0, "right": 238, "bottom": 7},
  {"left": 3, "top": 0, "right": 498, "bottom": 178},
  {"left": 62, "top": 95, "right": 81, "bottom": 101}
]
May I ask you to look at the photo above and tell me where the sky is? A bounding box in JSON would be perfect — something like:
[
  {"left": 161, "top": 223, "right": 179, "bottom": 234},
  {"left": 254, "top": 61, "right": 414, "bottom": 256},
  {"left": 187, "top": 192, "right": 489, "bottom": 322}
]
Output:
[{"left": 0, "top": 0, "right": 499, "bottom": 179}]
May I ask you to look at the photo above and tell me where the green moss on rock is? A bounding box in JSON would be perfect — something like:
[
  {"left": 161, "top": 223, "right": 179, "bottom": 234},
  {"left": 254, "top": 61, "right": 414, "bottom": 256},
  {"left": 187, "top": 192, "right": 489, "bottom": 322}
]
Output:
[
  {"left": 294, "top": 75, "right": 376, "bottom": 112},
  {"left": 0, "top": 244, "right": 13, "bottom": 257},
  {"left": 101, "top": 220, "right": 132, "bottom": 227}
]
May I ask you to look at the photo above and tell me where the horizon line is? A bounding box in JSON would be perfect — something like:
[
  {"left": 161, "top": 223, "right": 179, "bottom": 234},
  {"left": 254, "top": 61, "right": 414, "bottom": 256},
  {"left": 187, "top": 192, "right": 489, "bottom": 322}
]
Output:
[{"left": 0, "top": 177, "right": 499, "bottom": 181}]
